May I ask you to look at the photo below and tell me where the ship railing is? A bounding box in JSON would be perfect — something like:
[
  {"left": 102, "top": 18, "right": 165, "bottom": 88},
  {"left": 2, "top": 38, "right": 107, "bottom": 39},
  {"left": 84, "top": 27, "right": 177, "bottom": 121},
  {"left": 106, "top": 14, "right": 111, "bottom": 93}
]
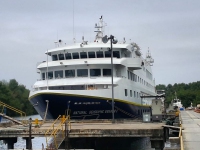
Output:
[
  {"left": 35, "top": 75, "right": 127, "bottom": 82},
  {"left": 0, "top": 101, "right": 27, "bottom": 125},
  {"left": 45, "top": 115, "right": 71, "bottom": 149}
]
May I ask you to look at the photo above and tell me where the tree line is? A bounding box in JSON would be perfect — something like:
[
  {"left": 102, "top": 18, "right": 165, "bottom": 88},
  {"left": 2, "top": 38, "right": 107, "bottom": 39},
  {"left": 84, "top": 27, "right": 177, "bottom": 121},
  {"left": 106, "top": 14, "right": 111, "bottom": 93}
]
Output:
[
  {"left": 0, "top": 79, "right": 37, "bottom": 116},
  {"left": 1, "top": 79, "right": 200, "bottom": 116},
  {"left": 156, "top": 81, "right": 200, "bottom": 108}
]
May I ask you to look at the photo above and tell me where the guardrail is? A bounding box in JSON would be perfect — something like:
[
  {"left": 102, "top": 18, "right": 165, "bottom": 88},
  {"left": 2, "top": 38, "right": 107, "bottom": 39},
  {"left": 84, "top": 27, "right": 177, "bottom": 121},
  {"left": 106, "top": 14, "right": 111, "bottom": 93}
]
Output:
[
  {"left": 0, "top": 101, "right": 27, "bottom": 124},
  {"left": 45, "top": 115, "right": 71, "bottom": 149},
  {"left": 179, "top": 114, "right": 184, "bottom": 150}
]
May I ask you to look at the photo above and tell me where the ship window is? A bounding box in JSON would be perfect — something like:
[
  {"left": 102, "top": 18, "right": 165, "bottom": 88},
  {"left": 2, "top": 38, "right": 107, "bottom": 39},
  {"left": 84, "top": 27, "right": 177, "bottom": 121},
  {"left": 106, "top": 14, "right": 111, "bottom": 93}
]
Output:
[
  {"left": 58, "top": 54, "right": 64, "bottom": 60},
  {"left": 65, "top": 70, "right": 75, "bottom": 77},
  {"left": 137, "top": 92, "right": 138, "bottom": 98},
  {"left": 88, "top": 51, "right": 95, "bottom": 58},
  {"left": 130, "top": 72, "right": 133, "bottom": 80},
  {"left": 134, "top": 91, "right": 136, "bottom": 97},
  {"left": 72, "top": 52, "right": 79, "bottom": 59},
  {"left": 133, "top": 73, "right": 135, "bottom": 81},
  {"left": 52, "top": 54, "right": 58, "bottom": 61},
  {"left": 47, "top": 71, "right": 53, "bottom": 79},
  {"left": 90, "top": 69, "right": 101, "bottom": 76},
  {"left": 127, "top": 71, "right": 130, "bottom": 79},
  {"left": 55, "top": 70, "right": 63, "bottom": 78},
  {"left": 125, "top": 89, "right": 128, "bottom": 96},
  {"left": 130, "top": 90, "right": 132, "bottom": 97},
  {"left": 105, "top": 51, "right": 111, "bottom": 57},
  {"left": 96, "top": 51, "right": 104, "bottom": 58},
  {"left": 135, "top": 75, "right": 137, "bottom": 82},
  {"left": 80, "top": 52, "right": 87, "bottom": 58},
  {"left": 42, "top": 73, "right": 45, "bottom": 80},
  {"left": 113, "top": 51, "right": 120, "bottom": 58},
  {"left": 103, "top": 69, "right": 111, "bottom": 76},
  {"left": 65, "top": 53, "right": 72, "bottom": 60},
  {"left": 77, "top": 69, "right": 88, "bottom": 77}
]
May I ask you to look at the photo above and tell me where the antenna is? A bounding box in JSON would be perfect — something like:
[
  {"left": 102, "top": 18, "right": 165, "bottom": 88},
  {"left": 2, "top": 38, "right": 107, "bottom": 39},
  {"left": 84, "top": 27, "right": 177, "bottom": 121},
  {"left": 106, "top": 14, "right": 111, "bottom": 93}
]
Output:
[{"left": 73, "top": 0, "right": 75, "bottom": 43}]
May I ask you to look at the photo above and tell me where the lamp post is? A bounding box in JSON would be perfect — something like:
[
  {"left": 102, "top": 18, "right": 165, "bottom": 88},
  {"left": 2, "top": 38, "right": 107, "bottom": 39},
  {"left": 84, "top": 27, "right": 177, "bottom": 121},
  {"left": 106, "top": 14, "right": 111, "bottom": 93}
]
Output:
[
  {"left": 29, "top": 118, "right": 32, "bottom": 150},
  {"left": 108, "top": 35, "right": 117, "bottom": 124},
  {"left": 43, "top": 100, "right": 49, "bottom": 124}
]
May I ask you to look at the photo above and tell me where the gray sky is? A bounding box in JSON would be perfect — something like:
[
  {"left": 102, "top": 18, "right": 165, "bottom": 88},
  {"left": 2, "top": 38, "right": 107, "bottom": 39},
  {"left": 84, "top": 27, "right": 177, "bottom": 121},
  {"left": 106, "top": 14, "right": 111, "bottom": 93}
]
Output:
[{"left": 0, "top": 0, "right": 200, "bottom": 89}]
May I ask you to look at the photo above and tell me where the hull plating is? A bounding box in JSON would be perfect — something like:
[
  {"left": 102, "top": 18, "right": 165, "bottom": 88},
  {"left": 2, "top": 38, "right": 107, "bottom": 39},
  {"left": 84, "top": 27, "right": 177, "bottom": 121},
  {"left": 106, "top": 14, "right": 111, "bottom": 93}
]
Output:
[{"left": 30, "top": 93, "right": 151, "bottom": 119}]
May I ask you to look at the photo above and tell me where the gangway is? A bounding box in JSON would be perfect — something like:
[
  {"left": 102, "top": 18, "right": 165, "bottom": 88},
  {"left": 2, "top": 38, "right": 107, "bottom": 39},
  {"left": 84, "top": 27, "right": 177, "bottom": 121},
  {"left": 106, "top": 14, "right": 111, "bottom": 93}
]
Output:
[
  {"left": 0, "top": 101, "right": 27, "bottom": 125},
  {"left": 45, "top": 115, "right": 71, "bottom": 149}
]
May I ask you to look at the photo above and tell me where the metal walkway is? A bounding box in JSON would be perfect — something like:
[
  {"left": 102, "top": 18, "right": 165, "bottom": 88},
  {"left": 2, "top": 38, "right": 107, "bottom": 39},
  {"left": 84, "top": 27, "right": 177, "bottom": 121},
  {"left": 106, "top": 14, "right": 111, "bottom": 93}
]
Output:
[{"left": 180, "top": 110, "right": 200, "bottom": 150}]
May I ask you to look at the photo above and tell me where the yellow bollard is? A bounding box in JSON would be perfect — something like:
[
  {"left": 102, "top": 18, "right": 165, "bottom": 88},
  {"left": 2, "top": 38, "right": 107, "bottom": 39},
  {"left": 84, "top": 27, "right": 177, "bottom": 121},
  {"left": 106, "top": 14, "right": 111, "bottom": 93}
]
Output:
[
  {"left": 175, "top": 110, "right": 180, "bottom": 117},
  {"left": 34, "top": 118, "right": 40, "bottom": 128}
]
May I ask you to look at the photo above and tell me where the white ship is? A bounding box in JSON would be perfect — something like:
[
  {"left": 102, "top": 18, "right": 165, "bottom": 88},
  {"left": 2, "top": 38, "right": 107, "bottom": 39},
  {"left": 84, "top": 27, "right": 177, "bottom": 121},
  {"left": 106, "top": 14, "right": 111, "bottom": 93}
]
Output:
[{"left": 29, "top": 16, "right": 156, "bottom": 119}]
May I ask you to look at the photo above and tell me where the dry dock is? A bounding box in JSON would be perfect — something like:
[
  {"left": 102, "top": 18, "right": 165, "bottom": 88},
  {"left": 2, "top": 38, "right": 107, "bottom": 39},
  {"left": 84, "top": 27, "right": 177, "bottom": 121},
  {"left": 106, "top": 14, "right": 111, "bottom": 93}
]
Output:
[{"left": 180, "top": 110, "right": 200, "bottom": 150}]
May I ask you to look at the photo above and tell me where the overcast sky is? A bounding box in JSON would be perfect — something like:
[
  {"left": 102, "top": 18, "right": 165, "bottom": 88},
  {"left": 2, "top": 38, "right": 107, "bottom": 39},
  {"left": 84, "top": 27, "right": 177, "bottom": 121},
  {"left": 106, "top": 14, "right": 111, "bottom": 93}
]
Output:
[{"left": 0, "top": 0, "right": 200, "bottom": 89}]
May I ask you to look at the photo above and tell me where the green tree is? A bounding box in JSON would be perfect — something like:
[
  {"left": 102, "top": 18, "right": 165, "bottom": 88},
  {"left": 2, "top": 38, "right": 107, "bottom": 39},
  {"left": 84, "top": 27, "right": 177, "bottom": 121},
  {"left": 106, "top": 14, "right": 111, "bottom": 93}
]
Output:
[{"left": 0, "top": 79, "right": 37, "bottom": 116}]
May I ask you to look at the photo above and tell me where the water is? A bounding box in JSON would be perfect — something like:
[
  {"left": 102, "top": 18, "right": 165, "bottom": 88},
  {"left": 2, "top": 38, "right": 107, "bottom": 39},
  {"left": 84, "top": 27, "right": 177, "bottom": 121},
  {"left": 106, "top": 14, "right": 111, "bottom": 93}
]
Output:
[{"left": 0, "top": 114, "right": 46, "bottom": 150}]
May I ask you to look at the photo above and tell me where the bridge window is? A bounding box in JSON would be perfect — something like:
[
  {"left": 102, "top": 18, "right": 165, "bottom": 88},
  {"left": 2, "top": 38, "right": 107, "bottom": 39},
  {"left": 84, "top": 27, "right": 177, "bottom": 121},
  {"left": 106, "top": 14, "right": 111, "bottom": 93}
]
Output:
[
  {"left": 55, "top": 70, "right": 63, "bottom": 78},
  {"left": 65, "top": 70, "right": 75, "bottom": 77},
  {"left": 80, "top": 52, "right": 87, "bottom": 58},
  {"left": 103, "top": 69, "right": 111, "bottom": 76},
  {"left": 88, "top": 51, "right": 95, "bottom": 58},
  {"left": 90, "top": 69, "right": 101, "bottom": 76},
  {"left": 96, "top": 51, "right": 104, "bottom": 58},
  {"left": 52, "top": 54, "right": 58, "bottom": 61},
  {"left": 65, "top": 53, "right": 72, "bottom": 60},
  {"left": 58, "top": 54, "right": 64, "bottom": 60},
  {"left": 134, "top": 91, "right": 136, "bottom": 97},
  {"left": 72, "top": 52, "right": 79, "bottom": 59},
  {"left": 77, "top": 69, "right": 88, "bottom": 77},
  {"left": 105, "top": 51, "right": 111, "bottom": 58},
  {"left": 130, "top": 90, "right": 132, "bottom": 97},
  {"left": 113, "top": 51, "right": 120, "bottom": 58},
  {"left": 42, "top": 73, "right": 45, "bottom": 80},
  {"left": 47, "top": 71, "right": 53, "bottom": 79}
]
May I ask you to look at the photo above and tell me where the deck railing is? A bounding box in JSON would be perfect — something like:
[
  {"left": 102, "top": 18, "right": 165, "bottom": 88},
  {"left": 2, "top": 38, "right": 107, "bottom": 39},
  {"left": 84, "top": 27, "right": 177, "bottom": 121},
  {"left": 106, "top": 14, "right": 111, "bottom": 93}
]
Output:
[{"left": 0, "top": 101, "right": 27, "bottom": 124}]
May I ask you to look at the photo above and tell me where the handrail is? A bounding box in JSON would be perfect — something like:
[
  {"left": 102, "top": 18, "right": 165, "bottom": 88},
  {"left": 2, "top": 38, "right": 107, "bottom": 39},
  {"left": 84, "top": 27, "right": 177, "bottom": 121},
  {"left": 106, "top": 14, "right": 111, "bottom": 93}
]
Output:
[
  {"left": 179, "top": 113, "right": 184, "bottom": 150},
  {"left": 45, "top": 115, "right": 71, "bottom": 149},
  {"left": 0, "top": 101, "right": 27, "bottom": 124},
  {"left": 45, "top": 115, "right": 61, "bottom": 136}
]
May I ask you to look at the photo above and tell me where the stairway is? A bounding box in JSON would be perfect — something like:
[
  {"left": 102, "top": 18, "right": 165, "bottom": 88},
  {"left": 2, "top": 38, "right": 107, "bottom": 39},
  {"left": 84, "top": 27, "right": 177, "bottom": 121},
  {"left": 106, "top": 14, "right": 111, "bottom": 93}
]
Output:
[{"left": 47, "top": 130, "right": 66, "bottom": 149}]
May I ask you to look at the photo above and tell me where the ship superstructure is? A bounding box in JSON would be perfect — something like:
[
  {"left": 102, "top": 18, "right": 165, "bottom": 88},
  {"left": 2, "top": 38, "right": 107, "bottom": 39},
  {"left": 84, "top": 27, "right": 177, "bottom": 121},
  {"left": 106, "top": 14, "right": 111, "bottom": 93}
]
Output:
[{"left": 29, "top": 17, "right": 156, "bottom": 119}]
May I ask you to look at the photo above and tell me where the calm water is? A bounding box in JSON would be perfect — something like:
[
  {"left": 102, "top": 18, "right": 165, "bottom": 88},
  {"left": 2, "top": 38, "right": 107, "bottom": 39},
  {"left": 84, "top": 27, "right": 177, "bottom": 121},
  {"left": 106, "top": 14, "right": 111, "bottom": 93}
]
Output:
[
  {"left": 0, "top": 115, "right": 46, "bottom": 150},
  {"left": 0, "top": 115, "right": 155, "bottom": 150}
]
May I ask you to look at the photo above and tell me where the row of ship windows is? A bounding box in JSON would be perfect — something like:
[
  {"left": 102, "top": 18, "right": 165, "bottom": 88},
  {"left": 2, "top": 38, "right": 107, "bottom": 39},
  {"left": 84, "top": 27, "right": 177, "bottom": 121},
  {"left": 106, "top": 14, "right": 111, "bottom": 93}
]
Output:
[
  {"left": 41, "top": 69, "right": 153, "bottom": 89},
  {"left": 42, "top": 69, "right": 112, "bottom": 79},
  {"left": 52, "top": 51, "right": 120, "bottom": 61},
  {"left": 127, "top": 70, "right": 153, "bottom": 88},
  {"left": 124, "top": 89, "right": 141, "bottom": 98}
]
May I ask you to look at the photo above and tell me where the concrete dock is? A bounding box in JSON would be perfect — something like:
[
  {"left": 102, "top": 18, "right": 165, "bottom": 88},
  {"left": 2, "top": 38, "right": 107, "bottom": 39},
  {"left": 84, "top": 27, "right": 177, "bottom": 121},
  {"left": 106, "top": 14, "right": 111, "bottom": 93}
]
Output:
[
  {"left": 0, "top": 120, "right": 165, "bottom": 149},
  {"left": 180, "top": 110, "right": 200, "bottom": 150}
]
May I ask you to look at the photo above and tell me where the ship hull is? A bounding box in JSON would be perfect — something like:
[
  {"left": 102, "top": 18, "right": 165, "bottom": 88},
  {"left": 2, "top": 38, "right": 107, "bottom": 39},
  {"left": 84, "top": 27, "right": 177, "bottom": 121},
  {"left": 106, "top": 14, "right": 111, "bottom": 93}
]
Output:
[{"left": 29, "top": 92, "right": 151, "bottom": 120}]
